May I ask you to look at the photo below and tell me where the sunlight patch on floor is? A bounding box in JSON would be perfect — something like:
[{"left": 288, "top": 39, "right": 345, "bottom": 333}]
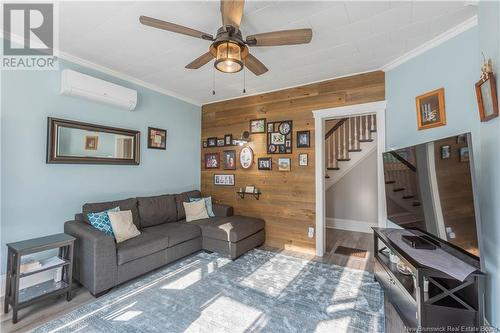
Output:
[
  {"left": 161, "top": 267, "right": 202, "bottom": 290},
  {"left": 184, "top": 296, "right": 263, "bottom": 333}
]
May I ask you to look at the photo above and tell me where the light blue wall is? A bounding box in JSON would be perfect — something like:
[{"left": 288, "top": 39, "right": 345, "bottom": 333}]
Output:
[
  {"left": 1, "top": 59, "right": 201, "bottom": 273},
  {"left": 386, "top": 23, "right": 500, "bottom": 327},
  {"left": 478, "top": 0, "right": 500, "bottom": 327}
]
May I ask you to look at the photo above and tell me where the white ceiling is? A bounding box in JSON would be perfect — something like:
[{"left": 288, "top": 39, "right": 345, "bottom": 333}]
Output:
[{"left": 59, "top": 1, "right": 477, "bottom": 105}]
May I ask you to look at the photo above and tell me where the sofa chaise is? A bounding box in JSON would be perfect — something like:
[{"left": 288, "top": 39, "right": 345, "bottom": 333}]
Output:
[{"left": 64, "top": 190, "right": 265, "bottom": 296}]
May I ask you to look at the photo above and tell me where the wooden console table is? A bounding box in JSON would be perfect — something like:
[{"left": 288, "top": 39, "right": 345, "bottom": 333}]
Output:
[
  {"left": 4, "top": 233, "right": 75, "bottom": 323},
  {"left": 372, "top": 227, "right": 485, "bottom": 332}
]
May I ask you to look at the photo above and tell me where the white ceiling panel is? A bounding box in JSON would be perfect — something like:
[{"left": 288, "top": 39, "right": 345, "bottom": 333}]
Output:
[{"left": 58, "top": 1, "right": 477, "bottom": 105}]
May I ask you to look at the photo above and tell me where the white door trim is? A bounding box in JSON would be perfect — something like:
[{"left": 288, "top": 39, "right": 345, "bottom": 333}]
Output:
[{"left": 312, "top": 101, "right": 388, "bottom": 257}]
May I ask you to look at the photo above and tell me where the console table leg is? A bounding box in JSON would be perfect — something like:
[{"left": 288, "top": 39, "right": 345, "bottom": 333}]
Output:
[{"left": 4, "top": 249, "right": 12, "bottom": 313}]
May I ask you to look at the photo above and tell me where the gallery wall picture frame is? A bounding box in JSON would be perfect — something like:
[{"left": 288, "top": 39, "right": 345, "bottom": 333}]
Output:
[
  {"left": 278, "top": 157, "right": 291, "bottom": 171},
  {"left": 249, "top": 118, "right": 266, "bottom": 134},
  {"left": 214, "top": 174, "right": 235, "bottom": 186},
  {"left": 147, "top": 127, "right": 167, "bottom": 150},
  {"left": 459, "top": 147, "right": 470, "bottom": 162},
  {"left": 207, "top": 137, "right": 217, "bottom": 147},
  {"left": 222, "top": 150, "right": 236, "bottom": 170},
  {"left": 267, "top": 120, "right": 293, "bottom": 154},
  {"left": 296, "top": 131, "right": 310, "bottom": 148},
  {"left": 217, "top": 138, "right": 225, "bottom": 147},
  {"left": 299, "top": 153, "right": 308, "bottom": 166},
  {"left": 204, "top": 152, "right": 219, "bottom": 169},
  {"left": 224, "top": 134, "right": 233, "bottom": 146},
  {"left": 239, "top": 146, "right": 254, "bottom": 169},
  {"left": 258, "top": 157, "right": 272, "bottom": 170},
  {"left": 440, "top": 145, "right": 451, "bottom": 159},
  {"left": 475, "top": 72, "right": 499, "bottom": 122},
  {"left": 415, "top": 88, "right": 446, "bottom": 130},
  {"left": 202, "top": 141, "right": 208, "bottom": 148}
]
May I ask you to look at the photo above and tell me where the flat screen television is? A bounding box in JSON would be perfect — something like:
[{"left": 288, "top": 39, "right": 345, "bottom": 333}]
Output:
[{"left": 383, "top": 133, "right": 480, "bottom": 258}]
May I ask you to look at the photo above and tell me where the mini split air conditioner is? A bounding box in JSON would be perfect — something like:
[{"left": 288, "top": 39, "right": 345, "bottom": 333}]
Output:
[{"left": 61, "top": 69, "right": 137, "bottom": 111}]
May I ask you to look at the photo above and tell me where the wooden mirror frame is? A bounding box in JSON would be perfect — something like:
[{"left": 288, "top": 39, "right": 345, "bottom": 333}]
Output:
[{"left": 46, "top": 117, "right": 140, "bottom": 165}]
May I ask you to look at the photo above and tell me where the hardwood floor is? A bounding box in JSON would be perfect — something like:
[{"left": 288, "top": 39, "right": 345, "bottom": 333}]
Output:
[{"left": 0, "top": 228, "right": 373, "bottom": 332}]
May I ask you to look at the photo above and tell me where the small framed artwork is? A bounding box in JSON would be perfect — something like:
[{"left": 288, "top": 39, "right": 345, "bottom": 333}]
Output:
[
  {"left": 299, "top": 153, "right": 308, "bottom": 166},
  {"left": 267, "top": 123, "right": 274, "bottom": 133},
  {"left": 232, "top": 139, "right": 238, "bottom": 146},
  {"left": 459, "top": 147, "right": 470, "bottom": 163},
  {"left": 147, "top": 127, "right": 167, "bottom": 150},
  {"left": 204, "top": 153, "right": 219, "bottom": 169},
  {"left": 224, "top": 134, "right": 233, "bottom": 146},
  {"left": 250, "top": 118, "right": 266, "bottom": 134},
  {"left": 278, "top": 157, "right": 291, "bottom": 171},
  {"left": 245, "top": 185, "right": 255, "bottom": 193},
  {"left": 84, "top": 135, "right": 98, "bottom": 150},
  {"left": 222, "top": 150, "right": 236, "bottom": 170},
  {"left": 239, "top": 146, "right": 254, "bottom": 169},
  {"left": 297, "top": 130, "right": 310, "bottom": 148},
  {"left": 202, "top": 141, "right": 208, "bottom": 148},
  {"left": 207, "top": 137, "right": 217, "bottom": 147},
  {"left": 258, "top": 157, "right": 272, "bottom": 170},
  {"left": 217, "top": 139, "right": 225, "bottom": 147},
  {"left": 271, "top": 132, "right": 285, "bottom": 145},
  {"left": 415, "top": 88, "right": 446, "bottom": 130},
  {"left": 214, "top": 174, "right": 235, "bottom": 186},
  {"left": 456, "top": 134, "right": 467, "bottom": 144},
  {"left": 475, "top": 71, "right": 499, "bottom": 122},
  {"left": 440, "top": 145, "right": 451, "bottom": 159}
]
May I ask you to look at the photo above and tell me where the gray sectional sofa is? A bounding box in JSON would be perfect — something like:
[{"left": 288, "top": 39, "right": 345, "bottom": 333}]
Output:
[{"left": 64, "top": 190, "right": 265, "bottom": 296}]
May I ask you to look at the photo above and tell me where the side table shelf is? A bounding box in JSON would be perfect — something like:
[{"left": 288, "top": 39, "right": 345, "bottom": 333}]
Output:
[
  {"left": 4, "top": 233, "right": 75, "bottom": 324},
  {"left": 237, "top": 191, "right": 262, "bottom": 200}
]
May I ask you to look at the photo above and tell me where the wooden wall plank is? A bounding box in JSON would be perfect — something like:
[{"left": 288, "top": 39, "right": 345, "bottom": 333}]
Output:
[{"left": 201, "top": 71, "right": 385, "bottom": 254}]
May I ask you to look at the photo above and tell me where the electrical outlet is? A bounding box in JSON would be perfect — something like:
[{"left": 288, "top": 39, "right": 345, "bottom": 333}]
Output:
[{"left": 308, "top": 227, "right": 314, "bottom": 238}]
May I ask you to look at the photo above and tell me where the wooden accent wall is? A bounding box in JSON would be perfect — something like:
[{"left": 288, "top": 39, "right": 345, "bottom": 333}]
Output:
[{"left": 201, "top": 71, "right": 385, "bottom": 254}]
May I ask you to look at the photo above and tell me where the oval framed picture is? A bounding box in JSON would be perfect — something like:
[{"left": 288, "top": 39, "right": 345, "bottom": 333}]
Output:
[{"left": 239, "top": 146, "right": 254, "bottom": 169}]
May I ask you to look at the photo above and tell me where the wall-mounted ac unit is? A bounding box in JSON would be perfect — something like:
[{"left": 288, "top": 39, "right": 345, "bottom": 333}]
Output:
[{"left": 61, "top": 69, "right": 137, "bottom": 111}]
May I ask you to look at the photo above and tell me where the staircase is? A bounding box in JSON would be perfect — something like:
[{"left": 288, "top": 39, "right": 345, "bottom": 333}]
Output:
[
  {"left": 325, "top": 114, "right": 377, "bottom": 190},
  {"left": 383, "top": 151, "right": 425, "bottom": 229}
]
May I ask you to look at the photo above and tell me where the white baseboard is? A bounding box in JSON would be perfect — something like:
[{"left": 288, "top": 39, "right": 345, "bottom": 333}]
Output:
[
  {"left": 0, "top": 270, "right": 58, "bottom": 298},
  {"left": 326, "top": 217, "right": 378, "bottom": 234}
]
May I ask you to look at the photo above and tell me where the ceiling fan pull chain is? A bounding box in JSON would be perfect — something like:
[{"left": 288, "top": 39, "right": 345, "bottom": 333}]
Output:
[
  {"left": 212, "top": 66, "right": 216, "bottom": 95},
  {"left": 243, "top": 59, "right": 246, "bottom": 94}
]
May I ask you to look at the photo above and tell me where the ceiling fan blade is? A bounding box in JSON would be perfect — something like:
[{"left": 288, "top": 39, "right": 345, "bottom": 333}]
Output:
[
  {"left": 246, "top": 29, "right": 312, "bottom": 46},
  {"left": 220, "top": 0, "right": 245, "bottom": 28},
  {"left": 185, "top": 52, "right": 214, "bottom": 69},
  {"left": 139, "top": 16, "right": 214, "bottom": 41},
  {"left": 244, "top": 54, "right": 268, "bottom": 76}
]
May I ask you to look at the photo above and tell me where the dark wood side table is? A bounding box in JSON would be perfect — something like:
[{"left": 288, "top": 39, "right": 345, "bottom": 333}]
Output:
[{"left": 4, "top": 233, "right": 75, "bottom": 323}]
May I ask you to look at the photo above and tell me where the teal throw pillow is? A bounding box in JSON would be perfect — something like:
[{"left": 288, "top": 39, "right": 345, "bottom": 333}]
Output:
[{"left": 87, "top": 207, "right": 120, "bottom": 236}]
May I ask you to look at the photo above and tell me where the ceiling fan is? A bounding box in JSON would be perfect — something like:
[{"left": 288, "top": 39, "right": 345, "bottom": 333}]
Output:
[{"left": 139, "top": 0, "right": 313, "bottom": 76}]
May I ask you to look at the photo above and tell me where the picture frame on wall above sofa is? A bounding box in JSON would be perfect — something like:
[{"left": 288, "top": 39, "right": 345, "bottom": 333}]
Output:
[
  {"left": 249, "top": 118, "right": 266, "bottom": 134},
  {"left": 296, "top": 131, "right": 310, "bottom": 148},
  {"left": 258, "top": 157, "right": 272, "bottom": 170},
  {"left": 267, "top": 120, "right": 293, "bottom": 154},
  {"left": 239, "top": 147, "right": 254, "bottom": 169},
  {"left": 224, "top": 134, "right": 233, "bottom": 146},
  {"left": 223, "top": 150, "right": 236, "bottom": 170},
  {"left": 204, "top": 152, "right": 219, "bottom": 169},
  {"left": 147, "top": 127, "right": 166, "bottom": 150},
  {"left": 278, "top": 158, "right": 291, "bottom": 171},
  {"left": 299, "top": 153, "right": 308, "bottom": 166},
  {"left": 415, "top": 88, "right": 446, "bottom": 130},
  {"left": 475, "top": 71, "right": 499, "bottom": 122},
  {"left": 214, "top": 174, "right": 235, "bottom": 186},
  {"left": 207, "top": 137, "right": 217, "bottom": 147}
]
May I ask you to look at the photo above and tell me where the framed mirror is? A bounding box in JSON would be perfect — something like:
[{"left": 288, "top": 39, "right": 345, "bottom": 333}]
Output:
[{"left": 47, "top": 117, "right": 140, "bottom": 165}]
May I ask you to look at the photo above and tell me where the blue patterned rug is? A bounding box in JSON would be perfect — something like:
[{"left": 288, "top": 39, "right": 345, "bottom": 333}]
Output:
[{"left": 35, "top": 249, "right": 384, "bottom": 333}]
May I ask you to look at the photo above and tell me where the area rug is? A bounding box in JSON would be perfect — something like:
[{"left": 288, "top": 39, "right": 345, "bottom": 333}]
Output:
[{"left": 34, "top": 249, "right": 384, "bottom": 333}]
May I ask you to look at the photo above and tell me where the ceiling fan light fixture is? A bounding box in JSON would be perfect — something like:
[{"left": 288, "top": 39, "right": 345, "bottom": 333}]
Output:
[{"left": 214, "top": 41, "right": 243, "bottom": 73}]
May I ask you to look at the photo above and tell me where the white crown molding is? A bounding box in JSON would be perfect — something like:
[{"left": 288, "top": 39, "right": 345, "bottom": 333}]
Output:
[
  {"left": 1, "top": 31, "right": 202, "bottom": 107},
  {"left": 381, "top": 15, "right": 478, "bottom": 72}
]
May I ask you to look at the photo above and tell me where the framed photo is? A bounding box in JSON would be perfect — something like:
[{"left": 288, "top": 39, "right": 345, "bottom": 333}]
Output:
[
  {"left": 202, "top": 141, "right": 208, "bottom": 148},
  {"left": 299, "top": 153, "right": 308, "bottom": 166},
  {"left": 475, "top": 72, "right": 499, "bottom": 122},
  {"left": 217, "top": 138, "right": 225, "bottom": 147},
  {"left": 278, "top": 158, "right": 291, "bottom": 171},
  {"left": 440, "top": 145, "right": 451, "bottom": 159},
  {"left": 224, "top": 134, "right": 233, "bottom": 146},
  {"left": 267, "top": 120, "right": 293, "bottom": 154},
  {"left": 147, "top": 127, "right": 167, "bottom": 150},
  {"left": 459, "top": 147, "right": 470, "bottom": 163},
  {"left": 85, "top": 135, "right": 98, "bottom": 150},
  {"left": 297, "top": 131, "right": 310, "bottom": 148},
  {"left": 245, "top": 185, "right": 255, "bottom": 193},
  {"left": 250, "top": 118, "right": 266, "bottom": 134},
  {"left": 415, "top": 88, "right": 446, "bottom": 130},
  {"left": 222, "top": 150, "right": 236, "bottom": 170},
  {"left": 239, "top": 146, "right": 254, "bottom": 169},
  {"left": 207, "top": 137, "right": 217, "bottom": 147},
  {"left": 456, "top": 134, "right": 467, "bottom": 144},
  {"left": 214, "top": 174, "right": 235, "bottom": 186},
  {"left": 204, "top": 153, "right": 219, "bottom": 169},
  {"left": 258, "top": 157, "right": 272, "bottom": 170}
]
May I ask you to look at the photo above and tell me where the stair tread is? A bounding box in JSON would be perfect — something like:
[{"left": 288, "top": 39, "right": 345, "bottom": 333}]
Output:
[
  {"left": 385, "top": 180, "right": 396, "bottom": 184},
  {"left": 393, "top": 188, "right": 405, "bottom": 192},
  {"left": 327, "top": 167, "right": 340, "bottom": 170},
  {"left": 337, "top": 158, "right": 351, "bottom": 162},
  {"left": 359, "top": 139, "right": 374, "bottom": 142},
  {"left": 412, "top": 201, "right": 421, "bottom": 207},
  {"left": 348, "top": 149, "right": 362, "bottom": 152},
  {"left": 403, "top": 195, "right": 415, "bottom": 199}
]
